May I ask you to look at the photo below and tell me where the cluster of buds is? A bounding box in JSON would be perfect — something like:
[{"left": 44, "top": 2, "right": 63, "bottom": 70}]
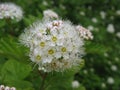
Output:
[
  {"left": 76, "top": 25, "right": 93, "bottom": 40},
  {"left": 43, "top": 9, "right": 58, "bottom": 19},
  {"left": 0, "top": 85, "right": 16, "bottom": 90}
]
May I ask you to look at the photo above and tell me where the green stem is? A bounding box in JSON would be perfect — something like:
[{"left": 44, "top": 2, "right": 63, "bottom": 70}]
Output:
[{"left": 39, "top": 71, "right": 47, "bottom": 90}]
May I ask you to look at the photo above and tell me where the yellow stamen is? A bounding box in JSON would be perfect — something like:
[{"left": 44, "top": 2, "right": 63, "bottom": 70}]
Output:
[
  {"left": 52, "top": 36, "right": 57, "bottom": 42},
  {"left": 48, "top": 49, "right": 54, "bottom": 55},
  {"left": 40, "top": 42, "right": 45, "bottom": 47},
  {"left": 36, "top": 55, "right": 41, "bottom": 60},
  {"left": 61, "top": 47, "right": 67, "bottom": 52}
]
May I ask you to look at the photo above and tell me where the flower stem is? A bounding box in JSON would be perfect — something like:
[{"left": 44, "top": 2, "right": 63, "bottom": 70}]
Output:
[{"left": 39, "top": 71, "right": 47, "bottom": 90}]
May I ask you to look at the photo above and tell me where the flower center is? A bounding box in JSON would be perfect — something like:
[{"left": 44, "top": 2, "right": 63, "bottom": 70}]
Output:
[
  {"left": 61, "top": 47, "right": 67, "bottom": 52},
  {"left": 52, "top": 36, "right": 57, "bottom": 42},
  {"left": 36, "top": 55, "right": 41, "bottom": 60},
  {"left": 40, "top": 42, "right": 45, "bottom": 47},
  {"left": 48, "top": 49, "right": 54, "bottom": 55}
]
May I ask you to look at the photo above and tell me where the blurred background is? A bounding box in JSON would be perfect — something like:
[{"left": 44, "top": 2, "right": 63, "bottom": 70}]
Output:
[{"left": 0, "top": 0, "right": 120, "bottom": 90}]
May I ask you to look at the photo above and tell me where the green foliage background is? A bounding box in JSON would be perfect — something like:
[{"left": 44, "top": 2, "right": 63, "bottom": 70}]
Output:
[{"left": 0, "top": 0, "right": 120, "bottom": 90}]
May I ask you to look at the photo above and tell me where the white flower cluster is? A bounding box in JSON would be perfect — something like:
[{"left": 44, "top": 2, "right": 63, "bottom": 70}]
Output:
[
  {"left": 107, "top": 24, "right": 115, "bottom": 33},
  {"left": 0, "top": 85, "right": 16, "bottom": 90},
  {"left": 116, "top": 32, "right": 120, "bottom": 38},
  {"left": 76, "top": 25, "right": 93, "bottom": 40},
  {"left": 43, "top": 9, "right": 58, "bottom": 19},
  {"left": 107, "top": 77, "right": 114, "bottom": 84},
  {"left": 20, "top": 19, "right": 85, "bottom": 72},
  {"left": 72, "top": 80, "right": 80, "bottom": 88},
  {"left": 0, "top": 3, "right": 23, "bottom": 21}
]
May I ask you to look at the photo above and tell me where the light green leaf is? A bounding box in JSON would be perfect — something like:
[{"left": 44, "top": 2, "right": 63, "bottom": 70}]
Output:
[{"left": 1, "top": 59, "right": 32, "bottom": 81}]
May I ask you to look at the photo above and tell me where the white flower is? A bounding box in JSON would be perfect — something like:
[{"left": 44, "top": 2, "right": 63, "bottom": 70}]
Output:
[
  {"left": 42, "top": 1, "right": 48, "bottom": 6},
  {"left": 5, "top": 86, "right": 10, "bottom": 90},
  {"left": 100, "top": 11, "right": 106, "bottom": 19},
  {"left": 107, "top": 77, "right": 114, "bottom": 84},
  {"left": 0, "top": 85, "right": 16, "bottom": 90},
  {"left": 60, "top": 4, "right": 66, "bottom": 10},
  {"left": 43, "top": 9, "right": 58, "bottom": 19},
  {"left": 111, "top": 65, "right": 117, "bottom": 71},
  {"left": 0, "top": 3, "right": 23, "bottom": 21},
  {"left": 101, "top": 83, "right": 106, "bottom": 88},
  {"left": 72, "top": 80, "right": 80, "bottom": 88},
  {"left": 104, "top": 53, "right": 108, "bottom": 57},
  {"left": 20, "top": 19, "right": 85, "bottom": 72},
  {"left": 87, "top": 25, "right": 94, "bottom": 31},
  {"left": 11, "top": 87, "right": 16, "bottom": 90},
  {"left": 115, "top": 57, "right": 119, "bottom": 62},
  {"left": 116, "top": 32, "right": 120, "bottom": 38},
  {"left": 76, "top": 25, "right": 93, "bottom": 40},
  {"left": 116, "top": 10, "right": 120, "bottom": 15},
  {"left": 107, "top": 24, "right": 115, "bottom": 33},
  {"left": 83, "top": 70, "right": 88, "bottom": 74},
  {"left": 80, "top": 11, "right": 85, "bottom": 16},
  {"left": 0, "top": 85, "right": 5, "bottom": 89},
  {"left": 90, "top": 68, "right": 94, "bottom": 72},
  {"left": 92, "top": 18, "right": 98, "bottom": 23}
]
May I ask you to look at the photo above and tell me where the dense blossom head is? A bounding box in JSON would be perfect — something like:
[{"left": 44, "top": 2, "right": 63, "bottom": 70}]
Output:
[
  {"left": 43, "top": 9, "right": 58, "bottom": 19},
  {"left": 0, "top": 3, "right": 23, "bottom": 21},
  {"left": 0, "top": 85, "right": 16, "bottom": 90},
  {"left": 20, "top": 19, "right": 85, "bottom": 72}
]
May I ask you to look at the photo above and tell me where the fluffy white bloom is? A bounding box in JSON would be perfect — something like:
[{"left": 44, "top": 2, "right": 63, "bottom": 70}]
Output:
[
  {"left": 87, "top": 25, "right": 94, "bottom": 31},
  {"left": 0, "top": 85, "right": 5, "bottom": 89},
  {"left": 111, "top": 65, "right": 117, "bottom": 71},
  {"left": 116, "top": 10, "right": 120, "bottom": 15},
  {"left": 83, "top": 69, "right": 88, "bottom": 74},
  {"left": 90, "top": 68, "right": 94, "bottom": 72},
  {"left": 107, "top": 77, "right": 114, "bottom": 84},
  {"left": 100, "top": 11, "right": 106, "bottom": 19},
  {"left": 0, "top": 85, "right": 16, "bottom": 90},
  {"left": 115, "top": 57, "right": 119, "bottom": 62},
  {"left": 20, "top": 19, "right": 85, "bottom": 72},
  {"left": 76, "top": 25, "right": 93, "bottom": 40},
  {"left": 107, "top": 24, "right": 115, "bottom": 33},
  {"left": 104, "top": 53, "right": 108, "bottom": 57},
  {"left": 92, "top": 18, "right": 98, "bottom": 23},
  {"left": 80, "top": 11, "right": 85, "bottom": 16},
  {"left": 72, "top": 80, "right": 80, "bottom": 88},
  {"left": 60, "top": 4, "right": 66, "bottom": 10},
  {"left": 0, "top": 3, "right": 23, "bottom": 21},
  {"left": 43, "top": 9, "right": 58, "bottom": 19},
  {"left": 116, "top": 32, "right": 120, "bottom": 38},
  {"left": 5, "top": 86, "right": 10, "bottom": 90},
  {"left": 42, "top": 1, "right": 48, "bottom": 6},
  {"left": 101, "top": 83, "right": 106, "bottom": 88}
]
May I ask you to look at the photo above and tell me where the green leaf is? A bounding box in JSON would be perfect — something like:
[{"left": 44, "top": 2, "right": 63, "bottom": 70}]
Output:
[
  {"left": 0, "top": 36, "right": 28, "bottom": 61},
  {"left": 5, "top": 79, "right": 34, "bottom": 90},
  {"left": 0, "top": 59, "right": 33, "bottom": 89},
  {"left": 1, "top": 59, "right": 32, "bottom": 81},
  {"left": 45, "top": 67, "right": 80, "bottom": 90},
  {"left": 85, "top": 41, "right": 109, "bottom": 55}
]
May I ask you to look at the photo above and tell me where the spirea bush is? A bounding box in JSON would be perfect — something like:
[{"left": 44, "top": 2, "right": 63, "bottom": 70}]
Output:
[{"left": 0, "top": 0, "right": 120, "bottom": 90}]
